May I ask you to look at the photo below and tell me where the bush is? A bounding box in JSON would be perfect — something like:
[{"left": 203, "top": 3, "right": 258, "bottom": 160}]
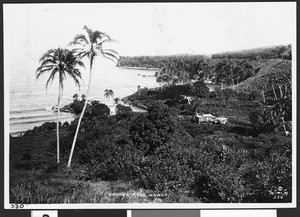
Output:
[
  {"left": 209, "top": 91, "right": 217, "bottom": 99},
  {"left": 135, "top": 144, "right": 193, "bottom": 195},
  {"left": 249, "top": 107, "right": 276, "bottom": 133},
  {"left": 237, "top": 92, "right": 249, "bottom": 101},
  {"left": 89, "top": 101, "right": 110, "bottom": 117},
  {"left": 222, "top": 88, "right": 234, "bottom": 103},
  {"left": 71, "top": 100, "right": 84, "bottom": 114},
  {"left": 115, "top": 104, "right": 133, "bottom": 120},
  {"left": 193, "top": 80, "right": 209, "bottom": 98},
  {"left": 77, "top": 138, "right": 139, "bottom": 181},
  {"left": 23, "top": 122, "right": 58, "bottom": 136},
  {"left": 130, "top": 103, "right": 175, "bottom": 156},
  {"left": 158, "top": 84, "right": 194, "bottom": 100}
]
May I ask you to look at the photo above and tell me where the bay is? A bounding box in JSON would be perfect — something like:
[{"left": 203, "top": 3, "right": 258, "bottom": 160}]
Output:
[{"left": 9, "top": 66, "right": 159, "bottom": 136}]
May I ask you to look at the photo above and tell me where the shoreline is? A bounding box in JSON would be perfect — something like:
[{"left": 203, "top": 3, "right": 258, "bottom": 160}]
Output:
[
  {"left": 10, "top": 82, "right": 220, "bottom": 137},
  {"left": 117, "top": 66, "right": 159, "bottom": 71},
  {"left": 10, "top": 99, "right": 147, "bottom": 138}
]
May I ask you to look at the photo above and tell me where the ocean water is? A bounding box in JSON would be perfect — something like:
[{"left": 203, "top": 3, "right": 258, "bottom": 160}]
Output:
[{"left": 9, "top": 66, "right": 159, "bottom": 136}]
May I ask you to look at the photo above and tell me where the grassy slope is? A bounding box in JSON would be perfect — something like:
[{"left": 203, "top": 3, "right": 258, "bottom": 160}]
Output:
[
  {"left": 213, "top": 45, "right": 279, "bottom": 55},
  {"left": 235, "top": 59, "right": 292, "bottom": 92},
  {"left": 10, "top": 130, "right": 161, "bottom": 203}
]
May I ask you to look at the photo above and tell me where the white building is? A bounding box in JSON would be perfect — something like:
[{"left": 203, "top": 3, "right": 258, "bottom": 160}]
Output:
[
  {"left": 215, "top": 117, "right": 228, "bottom": 125},
  {"left": 196, "top": 113, "right": 216, "bottom": 122}
]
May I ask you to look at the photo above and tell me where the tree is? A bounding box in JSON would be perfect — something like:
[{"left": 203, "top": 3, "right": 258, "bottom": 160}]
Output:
[
  {"left": 67, "top": 25, "right": 119, "bottom": 168},
  {"left": 222, "top": 88, "right": 234, "bottom": 103},
  {"left": 81, "top": 94, "right": 86, "bottom": 103},
  {"left": 215, "top": 59, "right": 254, "bottom": 89},
  {"left": 115, "top": 104, "right": 133, "bottom": 120},
  {"left": 129, "top": 103, "right": 175, "bottom": 156},
  {"left": 192, "top": 80, "right": 209, "bottom": 98},
  {"left": 104, "top": 89, "right": 114, "bottom": 100},
  {"left": 36, "top": 48, "right": 83, "bottom": 164},
  {"left": 73, "top": 94, "right": 79, "bottom": 101},
  {"left": 89, "top": 101, "right": 110, "bottom": 117},
  {"left": 137, "top": 85, "right": 141, "bottom": 96},
  {"left": 114, "top": 97, "right": 120, "bottom": 104},
  {"left": 249, "top": 107, "right": 276, "bottom": 133}
]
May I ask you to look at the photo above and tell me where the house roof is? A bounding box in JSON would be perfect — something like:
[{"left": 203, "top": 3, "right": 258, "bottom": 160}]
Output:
[
  {"left": 202, "top": 114, "right": 215, "bottom": 117},
  {"left": 216, "top": 117, "right": 227, "bottom": 120}
]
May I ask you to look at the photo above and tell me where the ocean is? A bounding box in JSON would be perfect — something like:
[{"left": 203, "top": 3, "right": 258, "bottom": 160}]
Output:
[{"left": 9, "top": 66, "right": 159, "bottom": 136}]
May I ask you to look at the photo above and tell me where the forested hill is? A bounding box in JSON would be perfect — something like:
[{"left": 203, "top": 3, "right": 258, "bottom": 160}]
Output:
[
  {"left": 211, "top": 44, "right": 291, "bottom": 60},
  {"left": 235, "top": 59, "right": 292, "bottom": 94},
  {"left": 116, "top": 45, "right": 292, "bottom": 92},
  {"left": 117, "top": 54, "right": 211, "bottom": 69},
  {"left": 117, "top": 44, "right": 291, "bottom": 69}
]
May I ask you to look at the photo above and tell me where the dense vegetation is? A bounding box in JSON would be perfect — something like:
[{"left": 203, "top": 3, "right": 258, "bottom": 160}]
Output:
[
  {"left": 11, "top": 79, "right": 292, "bottom": 203},
  {"left": 117, "top": 44, "right": 291, "bottom": 88},
  {"left": 10, "top": 44, "right": 292, "bottom": 203},
  {"left": 118, "top": 55, "right": 218, "bottom": 83},
  {"left": 211, "top": 45, "right": 291, "bottom": 60}
]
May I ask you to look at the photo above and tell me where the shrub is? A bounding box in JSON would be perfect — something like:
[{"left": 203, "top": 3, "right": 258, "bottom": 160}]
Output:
[
  {"left": 249, "top": 107, "right": 276, "bottom": 133},
  {"left": 115, "top": 104, "right": 133, "bottom": 120},
  {"left": 77, "top": 138, "right": 139, "bottom": 181},
  {"left": 130, "top": 103, "right": 175, "bottom": 156},
  {"left": 71, "top": 100, "right": 84, "bottom": 114},
  {"left": 135, "top": 145, "right": 193, "bottom": 195},
  {"left": 89, "top": 101, "right": 110, "bottom": 117},
  {"left": 193, "top": 80, "right": 209, "bottom": 98},
  {"left": 237, "top": 92, "right": 249, "bottom": 101},
  {"left": 158, "top": 84, "right": 194, "bottom": 100},
  {"left": 23, "top": 122, "right": 58, "bottom": 136}
]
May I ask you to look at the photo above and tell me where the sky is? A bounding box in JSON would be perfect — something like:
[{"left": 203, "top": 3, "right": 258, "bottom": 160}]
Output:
[{"left": 3, "top": 2, "right": 296, "bottom": 81}]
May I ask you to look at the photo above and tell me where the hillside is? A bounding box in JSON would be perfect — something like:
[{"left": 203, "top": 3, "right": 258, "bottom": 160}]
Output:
[
  {"left": 211, "top": 45, "right": 291, "bottom": 60},
  {"left": 235, "top": 59, "right": 292, "bottom": 94}
]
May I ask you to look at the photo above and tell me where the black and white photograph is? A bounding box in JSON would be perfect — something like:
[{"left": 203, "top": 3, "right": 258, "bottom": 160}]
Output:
[{"left": 4, "top": 2, "right": 296, "bottom": 209}]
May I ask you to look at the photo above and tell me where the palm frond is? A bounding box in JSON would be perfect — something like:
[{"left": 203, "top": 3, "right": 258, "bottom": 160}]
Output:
[
  {"left": 39, "top": 59, "right": 57, "bottom": 67},
  {"left": 76, "top": 60, "right": 85, "bottom": 69},
  {"left": 71, "top": 34, "right": 89, "bottom": 46},
  {"left": 66, "top": 70, "right": 81, "bottom": 88},
  {"left": 76, "top": 49, "right": 91, "bottom": 59},
  {"left": 37, "top": 48, "right": 83, "bottom": 92},
  {"left": 103, "top": 52, "right": 119, "bottom": 62},
  {"left": 83, "top": 25, "right": 94, "bottom": 43},
  {"left": 102, "top": 49, "right": 119, "bottom": 56},
  {"left": 39, "top": 50, "right": 55, "bottom": 62},
  {"left": 45, "top": 68, "right": 58, "bottom": 89},
  {"left": 94, "top": 38, "right": 115, "bottom": 49},
  {"left": 36, "top": 66, "right": 56, "bottom": 79}
]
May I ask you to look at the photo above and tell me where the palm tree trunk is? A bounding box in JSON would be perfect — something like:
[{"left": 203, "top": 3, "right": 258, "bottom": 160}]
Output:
[
  {"left": 272, "top": 83, "right": 277, "bottom": 100},
  {"left": 278, "top": 84, "right": 283, "bottom": 98},
  {"left": 57, "top": 84, "right": 61, "bottom": 164},
  {"left": 261, "top": 90, "right": 265, "bottom": 103},
  {"left": 67, "top": 57, "right": 94, "bottom": 168}
]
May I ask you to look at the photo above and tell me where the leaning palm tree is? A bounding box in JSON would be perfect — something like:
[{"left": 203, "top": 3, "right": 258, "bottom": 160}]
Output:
[
  {"left": 104, "top": 89, "right": 114, "bottom": 100},
  {"left": 67, "top": 26, "right": 119, "bottom": 168},
  {"left": 36, "top": 48, "right": 84, "bottom": 164}
]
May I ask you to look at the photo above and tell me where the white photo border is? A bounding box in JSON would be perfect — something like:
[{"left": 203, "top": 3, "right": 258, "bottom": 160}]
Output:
[{"left": 3, "top": 2, "right": 297, "bottom": 210}]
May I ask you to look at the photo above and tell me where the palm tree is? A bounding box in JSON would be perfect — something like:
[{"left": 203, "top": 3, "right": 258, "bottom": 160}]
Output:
[
  {"left": 36, "top": 48, "right": 84, "bottom": 164},
  {"left": 137, "top": 85, "right": 141, "bottom": 96},
  {"left": 104, "top": 89, "right": 114, "bottom": 100},
  {"left": 73, "top": 94, "right": 79, "bottom": 102},
  {"left": 67, "top": 26, "right": 119, "bottom": 168},
  {"left": 114, "top": 97, "right": 120, "bottom": 104}
]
